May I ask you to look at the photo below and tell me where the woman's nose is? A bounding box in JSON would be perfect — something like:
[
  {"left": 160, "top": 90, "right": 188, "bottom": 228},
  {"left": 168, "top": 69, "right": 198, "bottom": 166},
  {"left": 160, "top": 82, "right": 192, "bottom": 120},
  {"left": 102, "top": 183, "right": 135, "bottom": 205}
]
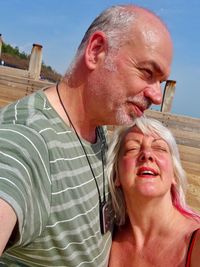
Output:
[{"left": 138, "top": 149, "right": 154, "bottom": 162}]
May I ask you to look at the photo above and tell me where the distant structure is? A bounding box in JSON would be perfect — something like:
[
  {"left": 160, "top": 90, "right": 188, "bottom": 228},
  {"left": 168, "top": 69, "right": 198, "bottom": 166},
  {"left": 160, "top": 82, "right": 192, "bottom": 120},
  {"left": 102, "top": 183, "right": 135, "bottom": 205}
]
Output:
[
  {"left": 0, "top": 34, "right": 3, "bottom": 64},
  {"left": 0, "top": 34, "right": 43, "bottom": 80},
  {"left": 0, "top": 34, "right": 2, "bottom": 53},
  {"left": 0, "top": 34, "right": 53, "bottom": 106},
  {"left": 28, "top": 43, "right": 43, "bottom": 80}
]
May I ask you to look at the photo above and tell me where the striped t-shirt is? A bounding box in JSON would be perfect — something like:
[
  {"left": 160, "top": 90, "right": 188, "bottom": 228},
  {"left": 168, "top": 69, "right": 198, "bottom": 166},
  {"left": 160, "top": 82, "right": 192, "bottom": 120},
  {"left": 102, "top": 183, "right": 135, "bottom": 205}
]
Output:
[{"left": 0, "top": 90, "right": 111, "bottom": 266}]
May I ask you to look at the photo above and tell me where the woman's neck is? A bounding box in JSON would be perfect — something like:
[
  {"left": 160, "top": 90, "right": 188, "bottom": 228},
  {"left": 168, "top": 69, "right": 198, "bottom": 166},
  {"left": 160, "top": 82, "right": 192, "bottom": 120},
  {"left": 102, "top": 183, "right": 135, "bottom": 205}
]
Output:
[{"left": 125, "top": 194, "right": 184, "bottom": 243}]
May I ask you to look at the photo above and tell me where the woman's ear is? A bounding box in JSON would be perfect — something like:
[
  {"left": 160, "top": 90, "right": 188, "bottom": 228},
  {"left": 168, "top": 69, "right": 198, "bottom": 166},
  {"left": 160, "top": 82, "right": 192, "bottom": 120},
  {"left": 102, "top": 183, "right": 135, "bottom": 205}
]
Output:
[
  {"left": 84, "top": 31, "right": 108, "bottom": 70},
  {"left": 114, "top": 173, "right": 121, "bottom": 187},
  {"left": 172, "top": 175, "right": 177, "bottom": 186}
]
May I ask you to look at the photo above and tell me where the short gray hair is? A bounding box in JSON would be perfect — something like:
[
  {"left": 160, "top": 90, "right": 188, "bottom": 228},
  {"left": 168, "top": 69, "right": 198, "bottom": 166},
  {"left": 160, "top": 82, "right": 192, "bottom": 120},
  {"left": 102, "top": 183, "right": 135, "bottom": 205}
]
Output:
[
  {"left": 64, "top": 5, "right": 137, "bottom": 78},
  {"left": 78, "top": 5, "right": 136, "bottom": 53},
  {"left": 107, "top": 116, "right": 200, "bottom": 225}
]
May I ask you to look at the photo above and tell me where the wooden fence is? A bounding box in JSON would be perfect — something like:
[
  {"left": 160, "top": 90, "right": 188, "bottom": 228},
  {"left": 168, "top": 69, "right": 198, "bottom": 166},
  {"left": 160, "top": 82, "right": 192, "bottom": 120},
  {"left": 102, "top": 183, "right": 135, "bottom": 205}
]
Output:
[
  {"left": 0, "top": 36, "right": 199, "bottom": 212},
  {"left": 146, "top": 110, "right": 200, "bottom": 212},
  {"left": 0, "top": 39, "right": 54, "bottom": 106},
  {"left": 0, "top": 68, "right": 53, "bottom": 106}
]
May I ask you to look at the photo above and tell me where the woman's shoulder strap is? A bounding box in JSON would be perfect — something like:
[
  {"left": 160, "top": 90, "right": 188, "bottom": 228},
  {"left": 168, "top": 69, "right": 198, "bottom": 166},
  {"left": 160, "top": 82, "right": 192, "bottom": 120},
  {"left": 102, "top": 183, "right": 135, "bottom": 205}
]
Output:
[{"left": 185, "top": 228, "right": 200, "bottom": 267}]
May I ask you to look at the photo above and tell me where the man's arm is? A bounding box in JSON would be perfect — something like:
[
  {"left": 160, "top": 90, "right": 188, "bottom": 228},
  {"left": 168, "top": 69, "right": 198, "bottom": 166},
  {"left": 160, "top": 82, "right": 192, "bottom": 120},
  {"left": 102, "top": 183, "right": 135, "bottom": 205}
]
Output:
[{"left": 0, "top": 198, "right": 17, "bottom": 256}]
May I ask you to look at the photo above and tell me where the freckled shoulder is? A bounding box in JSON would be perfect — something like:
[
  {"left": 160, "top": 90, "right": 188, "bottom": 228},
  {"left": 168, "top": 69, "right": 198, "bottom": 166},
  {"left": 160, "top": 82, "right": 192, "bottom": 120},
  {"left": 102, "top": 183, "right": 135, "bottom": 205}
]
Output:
[
  {"left": 108, "top": 226, "right": 135, "bottom": 267},
  {"left": 108, "top": 240, "right": 121, "bottom": 267},
  {"left": 191, "top": 228, "right": 200, "bottom": 267}
]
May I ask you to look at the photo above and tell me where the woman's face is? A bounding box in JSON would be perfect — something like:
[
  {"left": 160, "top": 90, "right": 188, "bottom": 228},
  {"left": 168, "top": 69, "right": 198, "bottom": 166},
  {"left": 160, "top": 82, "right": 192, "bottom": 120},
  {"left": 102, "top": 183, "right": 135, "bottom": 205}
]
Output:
[{"left": 116, "top": 126, "right": 176, "bottom": 199}]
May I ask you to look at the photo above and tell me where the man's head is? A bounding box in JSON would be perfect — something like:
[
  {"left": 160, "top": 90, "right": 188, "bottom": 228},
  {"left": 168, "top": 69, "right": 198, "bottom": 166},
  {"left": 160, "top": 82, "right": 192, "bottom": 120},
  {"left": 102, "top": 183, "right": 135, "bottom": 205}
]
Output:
[{"left": 64, "top": 5, "right": 173, "bottom": 125}]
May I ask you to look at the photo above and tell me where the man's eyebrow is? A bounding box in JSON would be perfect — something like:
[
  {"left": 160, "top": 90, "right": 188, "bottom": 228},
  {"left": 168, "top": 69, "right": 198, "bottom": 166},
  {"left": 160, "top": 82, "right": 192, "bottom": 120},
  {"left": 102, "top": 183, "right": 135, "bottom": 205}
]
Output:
[
  {"left": 150, "top": 61, "right": 164, "bottom": 74},
  {"left": 139, "top": 60, "right": 166, "bottom": 77}
]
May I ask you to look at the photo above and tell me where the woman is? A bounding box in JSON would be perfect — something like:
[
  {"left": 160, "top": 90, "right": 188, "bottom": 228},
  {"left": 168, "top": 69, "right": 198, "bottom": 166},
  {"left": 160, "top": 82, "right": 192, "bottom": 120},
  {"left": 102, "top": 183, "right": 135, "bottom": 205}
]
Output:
[{"left": 107, "top": 116, "right": 200, "bottom": 267}]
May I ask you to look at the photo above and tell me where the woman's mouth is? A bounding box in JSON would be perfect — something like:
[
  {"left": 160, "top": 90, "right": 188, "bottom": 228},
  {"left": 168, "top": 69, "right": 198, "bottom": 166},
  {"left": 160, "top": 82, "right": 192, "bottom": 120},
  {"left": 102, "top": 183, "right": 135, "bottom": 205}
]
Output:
[{"left": 137, "top": 166, "right": 159, "bottom": 178}]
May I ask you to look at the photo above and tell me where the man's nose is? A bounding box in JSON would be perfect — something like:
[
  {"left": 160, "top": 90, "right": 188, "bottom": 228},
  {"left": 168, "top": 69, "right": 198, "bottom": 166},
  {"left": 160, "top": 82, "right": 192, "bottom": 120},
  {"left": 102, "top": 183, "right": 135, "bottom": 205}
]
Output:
[{"left": 144, "top": 81, "right": 162, "bottom": 105}]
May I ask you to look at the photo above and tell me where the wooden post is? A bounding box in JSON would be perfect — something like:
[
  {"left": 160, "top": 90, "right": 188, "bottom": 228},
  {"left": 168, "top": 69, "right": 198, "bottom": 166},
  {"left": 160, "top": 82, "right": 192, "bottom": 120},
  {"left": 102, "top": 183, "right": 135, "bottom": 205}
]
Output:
[
  {"left": 160, "top": 80, "right": 176, "bottom": 113},
  {"left": 0, "top": 34, "right": 3, "bottom": 58},
  {"left": 28, "top": 43, "right": 43, "bottom": 80}
]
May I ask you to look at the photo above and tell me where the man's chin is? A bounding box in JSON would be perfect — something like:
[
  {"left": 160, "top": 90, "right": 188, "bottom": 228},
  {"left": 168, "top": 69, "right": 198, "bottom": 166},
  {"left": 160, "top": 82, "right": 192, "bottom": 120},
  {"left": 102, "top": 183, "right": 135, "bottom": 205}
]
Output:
[
  {"left": 116, "top": 114, "right": 136, "bottom": 125},
  {"left": 115, "top": 107, "right": 141, "bottom": 125}
]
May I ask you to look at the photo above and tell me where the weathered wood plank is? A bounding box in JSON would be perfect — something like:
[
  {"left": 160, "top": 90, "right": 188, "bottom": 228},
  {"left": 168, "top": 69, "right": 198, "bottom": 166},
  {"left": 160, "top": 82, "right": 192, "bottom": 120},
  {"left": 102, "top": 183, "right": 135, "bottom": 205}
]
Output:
[
  {"left": 144, "top": 110, "right": 200, "bottom": 212},
  {"left": 0, "top": 72, "right": 53, "bottom": 88},
  {"left": 178, "top": 145, "right": 200, "bottom": 166},
  {"left": 146, "top": 110, "right": 200, "bottom": 128},
  {"left": 0, "top": 98, "right": 11, "bottom": 106},
  {"left": 182, "top": 161, "right": 200, "bottom": 176},
  {"left": 160, "top": 80, "right": 176, "bottom": 112},
  {"left": 0, "top": 65, "right": 30, "bottom": 78},
  {"left": 0, "top": 73, "right": 54, "bottom": 107},
  {"left": 187, "top": 174, "right": 200, "bottom": 212}
]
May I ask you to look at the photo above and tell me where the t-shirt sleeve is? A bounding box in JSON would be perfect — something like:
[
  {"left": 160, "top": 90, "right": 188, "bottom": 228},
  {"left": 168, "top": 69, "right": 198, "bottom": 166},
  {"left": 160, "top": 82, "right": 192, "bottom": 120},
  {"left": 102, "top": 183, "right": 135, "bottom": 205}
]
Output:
[{"left": 0, "top": 124, "right": 51, "bottom": 247}]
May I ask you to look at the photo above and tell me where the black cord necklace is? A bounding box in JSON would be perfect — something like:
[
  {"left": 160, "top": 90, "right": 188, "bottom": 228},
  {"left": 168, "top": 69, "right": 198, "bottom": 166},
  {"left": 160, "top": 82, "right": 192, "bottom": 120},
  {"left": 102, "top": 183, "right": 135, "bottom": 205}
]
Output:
[{"left": 56, "top": 83, "right": 113, "bottom": 234}]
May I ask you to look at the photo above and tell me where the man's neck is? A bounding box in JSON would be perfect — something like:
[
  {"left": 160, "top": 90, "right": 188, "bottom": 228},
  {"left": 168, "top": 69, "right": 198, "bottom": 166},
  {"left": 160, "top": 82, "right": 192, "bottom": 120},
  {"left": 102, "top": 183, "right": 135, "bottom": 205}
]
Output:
[{"left": 45, "top": 82, "right": 98, "bottom": 143}]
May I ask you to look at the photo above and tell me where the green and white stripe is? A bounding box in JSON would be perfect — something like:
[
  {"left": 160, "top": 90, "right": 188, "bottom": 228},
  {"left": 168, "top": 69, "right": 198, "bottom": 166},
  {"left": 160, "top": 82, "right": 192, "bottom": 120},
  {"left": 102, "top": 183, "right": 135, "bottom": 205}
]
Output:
[{"left": 0, "top": 90, "right": 111, "bottom": 266}]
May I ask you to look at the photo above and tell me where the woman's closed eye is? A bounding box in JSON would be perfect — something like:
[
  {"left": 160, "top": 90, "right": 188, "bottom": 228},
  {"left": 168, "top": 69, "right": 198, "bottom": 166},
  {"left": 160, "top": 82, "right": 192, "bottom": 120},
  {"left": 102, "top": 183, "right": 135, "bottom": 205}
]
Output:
[
  {"left": 152, "top": 145, "right": 168, "bottom": 152},
  {"left": 125, "top": 146, "right": 140, "bottom": 154}
]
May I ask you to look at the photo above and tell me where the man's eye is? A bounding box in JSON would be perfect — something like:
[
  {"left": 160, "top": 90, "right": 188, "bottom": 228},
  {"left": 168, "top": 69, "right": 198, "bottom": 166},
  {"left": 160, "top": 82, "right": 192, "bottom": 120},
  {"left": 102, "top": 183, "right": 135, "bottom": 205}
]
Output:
[{"left": 140, "top": 68, "right": 153, "bottom": 79}]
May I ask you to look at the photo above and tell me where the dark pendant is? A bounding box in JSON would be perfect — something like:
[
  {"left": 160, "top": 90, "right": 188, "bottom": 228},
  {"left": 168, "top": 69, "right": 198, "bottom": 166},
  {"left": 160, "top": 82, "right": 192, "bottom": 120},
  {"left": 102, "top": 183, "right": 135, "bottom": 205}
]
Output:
[{"left": 99, "top": 200, "right": 115, "bottom": 235}]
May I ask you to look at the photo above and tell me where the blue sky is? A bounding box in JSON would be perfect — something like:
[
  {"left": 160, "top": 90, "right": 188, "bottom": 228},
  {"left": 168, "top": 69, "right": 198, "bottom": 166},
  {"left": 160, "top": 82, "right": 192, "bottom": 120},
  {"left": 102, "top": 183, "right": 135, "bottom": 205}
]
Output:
[{"left": 0, "top": 0, "right": 200, "bottom": 118}]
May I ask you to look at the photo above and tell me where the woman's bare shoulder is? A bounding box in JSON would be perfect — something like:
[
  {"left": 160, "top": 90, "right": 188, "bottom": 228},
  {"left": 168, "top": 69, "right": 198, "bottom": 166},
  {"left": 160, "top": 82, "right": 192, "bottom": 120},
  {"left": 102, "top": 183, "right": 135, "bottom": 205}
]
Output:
[
  {"left": 108, "top": 225, "right": 134, "bottom": 267},
  {"left": 191, "top": 228, "right": 200, "bottom": 267}
]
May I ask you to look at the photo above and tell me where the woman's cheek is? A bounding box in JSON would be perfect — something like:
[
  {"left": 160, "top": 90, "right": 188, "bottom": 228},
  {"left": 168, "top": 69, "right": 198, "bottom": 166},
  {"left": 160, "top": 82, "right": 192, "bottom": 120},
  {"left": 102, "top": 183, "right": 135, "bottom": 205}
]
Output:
[
  {"left": 155, "top": 155, "right": 172, "bottom": 170},
  {"left": 119, "top": 156, "right": 136, "bottom": 177}
]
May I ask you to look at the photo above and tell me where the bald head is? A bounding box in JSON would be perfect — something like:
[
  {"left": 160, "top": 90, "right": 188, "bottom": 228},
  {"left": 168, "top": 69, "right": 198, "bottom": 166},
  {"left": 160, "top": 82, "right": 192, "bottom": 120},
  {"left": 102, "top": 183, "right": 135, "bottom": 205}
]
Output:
[
  {"left": 63, "top": 4, "right": 172, "bottom": 79},
  {"left": 77, "top": 4, "right": 172, "bottom": 53},
  {"left": 62, "top": 4, "right": 173, "bottom": 126},
  {"left": 129, "top": 5, "right": 172, "bottom": 49}
]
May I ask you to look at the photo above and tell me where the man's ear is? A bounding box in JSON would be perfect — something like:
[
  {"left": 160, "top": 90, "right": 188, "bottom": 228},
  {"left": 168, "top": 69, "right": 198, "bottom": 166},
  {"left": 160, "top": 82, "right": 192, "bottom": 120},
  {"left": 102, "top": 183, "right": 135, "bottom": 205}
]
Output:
[{"left": 85, "top": 31, "right": 108, "bottom": 70}]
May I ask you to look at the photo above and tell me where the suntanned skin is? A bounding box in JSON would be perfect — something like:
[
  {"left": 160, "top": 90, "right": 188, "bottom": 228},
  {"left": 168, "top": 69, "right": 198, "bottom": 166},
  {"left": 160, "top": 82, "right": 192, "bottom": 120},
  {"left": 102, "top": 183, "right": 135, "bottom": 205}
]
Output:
[
  {"left": 109, "top": 219, "right": 200, "bottom": 267},
  {"left": 0, "top": 5, "right": 173, "bottom": 256},
  {"left": 0, "top": 198, "right": 17, "bottom": 255},
  {"left": 108, "top": 127, "right": 200, "bottom": 267},
  {"left": 191, "top": 230, "right": 200, "bottom": 267},
  {"left": 45, "top": 6, "right": 173, "bottom": 143}
]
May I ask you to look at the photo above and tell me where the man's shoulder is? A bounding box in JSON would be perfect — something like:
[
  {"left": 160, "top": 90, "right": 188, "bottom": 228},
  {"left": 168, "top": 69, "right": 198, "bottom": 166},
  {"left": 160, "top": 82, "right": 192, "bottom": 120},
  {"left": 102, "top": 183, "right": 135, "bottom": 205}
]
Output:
[{"left": 0, "top": 90, "right": 52, "bottom": 128}]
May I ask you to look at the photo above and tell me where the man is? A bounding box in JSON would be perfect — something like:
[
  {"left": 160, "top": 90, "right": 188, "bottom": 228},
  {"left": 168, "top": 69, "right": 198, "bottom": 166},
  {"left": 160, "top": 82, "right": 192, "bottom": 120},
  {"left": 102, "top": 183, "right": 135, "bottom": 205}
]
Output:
[{"left": 0, "top": 4, "right": 173, "bottom": 266}]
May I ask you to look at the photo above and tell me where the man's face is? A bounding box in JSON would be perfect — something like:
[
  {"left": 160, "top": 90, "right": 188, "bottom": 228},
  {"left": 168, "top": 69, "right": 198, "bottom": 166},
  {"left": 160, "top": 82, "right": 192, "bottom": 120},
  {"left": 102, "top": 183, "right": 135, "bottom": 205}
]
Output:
[{"left": 87, "top": 21, "right": 173, "bottom": 126}]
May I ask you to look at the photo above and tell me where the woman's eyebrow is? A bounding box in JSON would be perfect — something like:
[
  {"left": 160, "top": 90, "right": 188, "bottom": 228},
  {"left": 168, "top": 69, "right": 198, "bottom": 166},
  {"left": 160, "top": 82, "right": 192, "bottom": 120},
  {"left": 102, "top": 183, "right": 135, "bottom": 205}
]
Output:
[
  {"left": 126, "top": 136, "right": 141, "bottom": 144},
  {"left": 152, "top": 138, "right": 167, "bottom": 144}
]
